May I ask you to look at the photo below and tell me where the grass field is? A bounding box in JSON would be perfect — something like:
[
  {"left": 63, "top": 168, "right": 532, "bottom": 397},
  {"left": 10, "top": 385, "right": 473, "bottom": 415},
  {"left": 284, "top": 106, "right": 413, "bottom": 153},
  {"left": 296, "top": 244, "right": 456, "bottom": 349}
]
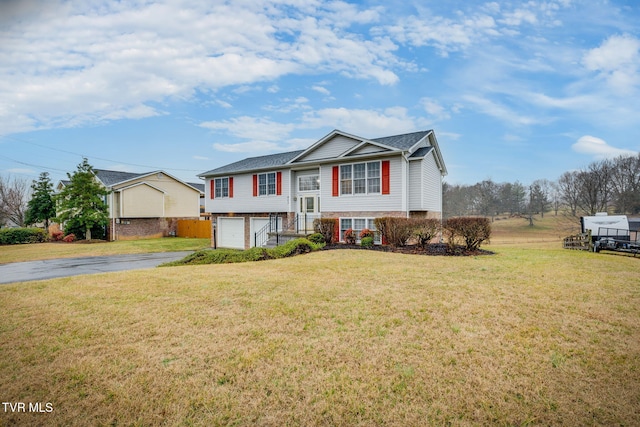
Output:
[
  {"left": 1, "top": 217, "right": 639, "bottom": 426},
  {"left": 0, "top": 237, "right": 210, "bottom": 264}
]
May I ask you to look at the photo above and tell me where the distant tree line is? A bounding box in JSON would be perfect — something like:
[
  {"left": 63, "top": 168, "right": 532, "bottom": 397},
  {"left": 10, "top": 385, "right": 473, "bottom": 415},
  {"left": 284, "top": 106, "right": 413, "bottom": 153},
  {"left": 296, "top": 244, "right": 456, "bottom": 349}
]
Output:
[{"left": 444, "top": 153, "right": 640, "bottom": 219}]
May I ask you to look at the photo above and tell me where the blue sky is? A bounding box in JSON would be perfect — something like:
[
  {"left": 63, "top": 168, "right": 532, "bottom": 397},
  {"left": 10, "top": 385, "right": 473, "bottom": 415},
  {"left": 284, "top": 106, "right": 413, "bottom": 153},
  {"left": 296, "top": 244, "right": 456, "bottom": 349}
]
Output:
[{"left": 1, "top": 0, "right": 639, "bottom": 186}]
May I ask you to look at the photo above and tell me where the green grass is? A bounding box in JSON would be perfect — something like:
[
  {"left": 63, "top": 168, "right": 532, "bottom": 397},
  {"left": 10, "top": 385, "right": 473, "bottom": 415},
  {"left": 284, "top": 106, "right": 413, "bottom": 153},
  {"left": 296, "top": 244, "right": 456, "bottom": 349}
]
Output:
[
  {"left": 0, "top": 237, "right": 210, "bottom": 264},
  {"left": 1, "top": 242, "right": 638, "bottom": 426}
]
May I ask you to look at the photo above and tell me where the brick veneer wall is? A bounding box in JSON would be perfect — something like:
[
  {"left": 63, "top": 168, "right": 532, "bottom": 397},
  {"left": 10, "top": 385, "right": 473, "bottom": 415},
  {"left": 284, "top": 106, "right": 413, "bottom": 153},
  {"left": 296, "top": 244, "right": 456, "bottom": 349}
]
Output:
[{"left": 108, "top": 217, "right": 197, "bottom": 241}]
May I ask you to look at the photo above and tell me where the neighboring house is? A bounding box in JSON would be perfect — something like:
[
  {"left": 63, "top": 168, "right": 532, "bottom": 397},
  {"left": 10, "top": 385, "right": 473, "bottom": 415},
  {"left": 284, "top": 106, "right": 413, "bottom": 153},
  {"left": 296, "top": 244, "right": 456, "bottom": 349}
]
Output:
[
  {"left": 198, "top": 129, "right": 447, "bottom": 249},
  {"left": 57, "top": 169, "right": 203, "bottom": 240}
]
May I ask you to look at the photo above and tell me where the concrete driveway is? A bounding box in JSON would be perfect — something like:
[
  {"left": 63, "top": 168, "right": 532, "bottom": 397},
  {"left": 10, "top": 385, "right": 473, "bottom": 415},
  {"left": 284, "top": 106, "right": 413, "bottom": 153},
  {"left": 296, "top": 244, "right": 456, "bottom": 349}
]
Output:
[{"left": 0, "top": 251, "right": 193, "bottom": 284}]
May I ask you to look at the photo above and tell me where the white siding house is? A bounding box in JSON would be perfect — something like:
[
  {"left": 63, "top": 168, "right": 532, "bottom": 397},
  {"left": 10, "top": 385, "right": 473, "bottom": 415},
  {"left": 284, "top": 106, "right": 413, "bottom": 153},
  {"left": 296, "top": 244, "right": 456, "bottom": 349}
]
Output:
[{"left": 199, "top": 129, "right": 447, "bottom": 249}]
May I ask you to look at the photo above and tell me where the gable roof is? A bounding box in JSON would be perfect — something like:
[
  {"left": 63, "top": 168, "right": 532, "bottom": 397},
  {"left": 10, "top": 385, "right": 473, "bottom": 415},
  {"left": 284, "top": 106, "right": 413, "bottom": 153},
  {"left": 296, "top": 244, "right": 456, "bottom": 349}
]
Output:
[
  {"left": 94, "top": 169, "right": 146, "bottom": 187},
  {"left": 198, "top": 150, "right": 305, "bottom": 177},
  {"left": 370, "top": 130, "right": 432, "bottom": 151},
  {"left": 198, "top": 129, "right": 443, "bottom": 177}
]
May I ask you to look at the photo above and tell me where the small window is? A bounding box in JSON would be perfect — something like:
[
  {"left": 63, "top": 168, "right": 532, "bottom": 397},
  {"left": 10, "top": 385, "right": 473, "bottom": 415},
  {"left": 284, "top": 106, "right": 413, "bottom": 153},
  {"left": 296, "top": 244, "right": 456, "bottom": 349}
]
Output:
[
  {"left": 258, "top": 172, "right": 276, "bottom": 196},
  {"left": 215, "top": 177, "right": 229, "bottom": 198},
  {"left": 299, "top": 175, "right": 319, "bottom": 192}
]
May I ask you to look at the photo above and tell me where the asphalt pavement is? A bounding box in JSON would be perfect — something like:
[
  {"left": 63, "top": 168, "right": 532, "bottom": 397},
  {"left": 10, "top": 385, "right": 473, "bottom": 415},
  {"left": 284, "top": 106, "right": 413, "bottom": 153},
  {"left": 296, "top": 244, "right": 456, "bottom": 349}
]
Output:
[{"left": 0, "top": 251, "right": 193, "bottom": 284}]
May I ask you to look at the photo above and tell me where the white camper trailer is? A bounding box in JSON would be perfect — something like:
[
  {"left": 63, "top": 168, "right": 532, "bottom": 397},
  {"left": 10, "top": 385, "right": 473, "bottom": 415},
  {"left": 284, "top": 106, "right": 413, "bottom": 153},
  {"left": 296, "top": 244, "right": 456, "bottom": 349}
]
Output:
[{"left": 580, "top": 213, "right": 639, "bottom": 254}]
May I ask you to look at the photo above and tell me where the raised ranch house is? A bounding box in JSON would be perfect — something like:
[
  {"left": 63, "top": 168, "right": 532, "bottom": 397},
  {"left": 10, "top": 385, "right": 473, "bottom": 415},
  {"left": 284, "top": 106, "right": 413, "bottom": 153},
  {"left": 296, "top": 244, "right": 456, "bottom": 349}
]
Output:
[
  {"left": 199, "top": 129, "right": 447, "bottom": 249},
  {"left": 57, "top": 169, "right": 203, "bottom": 240}
]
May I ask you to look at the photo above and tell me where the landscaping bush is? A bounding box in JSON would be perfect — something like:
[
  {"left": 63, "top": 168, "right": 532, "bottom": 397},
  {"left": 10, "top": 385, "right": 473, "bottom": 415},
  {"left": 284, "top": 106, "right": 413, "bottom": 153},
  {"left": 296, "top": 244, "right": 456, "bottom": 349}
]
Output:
[
  {"left": 411, "top": 218, "right": 441, "bottom": 248},
  {"left": 344, "top": 228, "right": 356, "bottom": 244},
  {"left": 361, "top": 236, "right": 374, "bottom": 248},
  {"left": 0, "top": 227, "right": 48, "bottom": 245},
  {"left": 50, "top": 230, "right": 64, "bottom": 241},
  {"left": 307, "top": 233, "right": 325, "bottom": 245},
  {"left": 63, "top": 233, "right": 76, "bottom": 243},
  {"left": 313, "top": 218, "right": 336, "bottom": 244},
  {"left": 359, "top": 228, "right": 374, "bottom": 239},
  {"left": 374, "top": 217, "right": 414, "bottom": 247},
  {"left": 443, "top": 217, "right": 491, "bottom": 251},
  {"left": 162, "top": 238, "right": 323, "bottom": 266}
]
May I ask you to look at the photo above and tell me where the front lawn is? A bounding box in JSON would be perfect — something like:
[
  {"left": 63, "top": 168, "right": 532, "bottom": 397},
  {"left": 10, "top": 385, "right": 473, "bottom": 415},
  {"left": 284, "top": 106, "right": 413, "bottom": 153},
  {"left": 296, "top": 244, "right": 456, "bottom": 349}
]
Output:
[
  {"left": 1, "top": 244, "right": 638, "bottom": 426},
  {"left": 0, "top": 237, "right": 210, "bottom": 264}
]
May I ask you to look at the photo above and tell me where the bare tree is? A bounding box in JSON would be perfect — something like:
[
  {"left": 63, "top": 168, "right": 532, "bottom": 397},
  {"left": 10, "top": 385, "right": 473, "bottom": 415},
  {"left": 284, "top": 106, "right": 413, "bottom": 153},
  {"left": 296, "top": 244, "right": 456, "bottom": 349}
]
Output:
[
  {"left": 610, "top": 154, "right": 640, "bottom": 214},
  {"left": 576, "top": 160, "right": 613, "bottom": 215},
  {"left": 0, "top": 175, "right": 29, "bottom": 227},
  {"left": 557, "top": 171, "right": 580, "bottom": 217}
]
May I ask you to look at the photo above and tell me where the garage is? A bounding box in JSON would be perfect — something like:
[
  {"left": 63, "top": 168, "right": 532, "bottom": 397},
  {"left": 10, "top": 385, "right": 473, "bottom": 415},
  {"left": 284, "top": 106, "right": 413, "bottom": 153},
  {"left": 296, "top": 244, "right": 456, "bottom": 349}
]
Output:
[
  {"left": 249, "top": 217, "right": 269, "bottom": 248},
  {"left": 217, "top": 217, "right": 245, "bottom": 249}
]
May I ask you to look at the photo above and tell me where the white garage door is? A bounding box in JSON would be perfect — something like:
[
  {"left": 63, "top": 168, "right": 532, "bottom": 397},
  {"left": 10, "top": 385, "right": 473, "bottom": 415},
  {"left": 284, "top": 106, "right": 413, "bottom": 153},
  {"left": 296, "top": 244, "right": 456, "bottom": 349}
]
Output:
[{"left": 217, "top": 217, "right": 245, "bottom": 249}]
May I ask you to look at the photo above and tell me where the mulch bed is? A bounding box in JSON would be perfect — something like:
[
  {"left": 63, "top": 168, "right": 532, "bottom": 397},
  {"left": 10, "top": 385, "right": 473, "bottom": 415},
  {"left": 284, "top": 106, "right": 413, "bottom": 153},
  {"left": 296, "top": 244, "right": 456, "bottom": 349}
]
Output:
[{"left": 322, "top": 243, "right": 494, "bottom": 256}]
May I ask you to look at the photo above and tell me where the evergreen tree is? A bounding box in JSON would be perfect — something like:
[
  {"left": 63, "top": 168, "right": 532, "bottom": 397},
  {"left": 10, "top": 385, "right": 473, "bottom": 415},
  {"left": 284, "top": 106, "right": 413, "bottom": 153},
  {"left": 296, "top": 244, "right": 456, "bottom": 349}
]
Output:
[
  {"left": 56, "top": 158, "right": 108, "bottom": 240},
  {"left": 25, "top": 172, "right": 56, "bottom": 229}
]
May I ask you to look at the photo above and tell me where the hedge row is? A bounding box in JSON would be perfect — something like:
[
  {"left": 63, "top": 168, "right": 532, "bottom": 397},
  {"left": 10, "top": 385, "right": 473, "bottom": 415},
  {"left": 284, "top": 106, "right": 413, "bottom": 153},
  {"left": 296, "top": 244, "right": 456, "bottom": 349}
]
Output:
[
  {"left": 162, "top": 238, "right": 324, "bottom": 266},
  {"left": 374, "top": 216, "right": 491, "bottom": 251},
  {"left": 0, "top": 227, "right": 48, "bottom": 245}
]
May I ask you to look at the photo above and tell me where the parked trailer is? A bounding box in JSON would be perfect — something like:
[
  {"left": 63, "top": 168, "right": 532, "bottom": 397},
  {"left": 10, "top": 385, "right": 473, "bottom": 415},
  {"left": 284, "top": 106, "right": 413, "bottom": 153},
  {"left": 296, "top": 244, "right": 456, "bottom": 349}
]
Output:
[{"left": 579, "top": 214, "right": 639, "bottom": 255}]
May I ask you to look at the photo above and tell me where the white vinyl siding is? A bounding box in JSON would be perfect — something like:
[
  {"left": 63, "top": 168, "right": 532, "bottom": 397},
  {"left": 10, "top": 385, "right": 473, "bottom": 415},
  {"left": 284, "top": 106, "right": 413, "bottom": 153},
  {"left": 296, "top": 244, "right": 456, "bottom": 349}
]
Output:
[
  {"left": 348, "top": 143, "right": 388, "bottom": 156},
  {"left": 321, "top": 157, "right": 404, "bottom": 212},
  {"left": 408, "top": 161, "right": 422, "bottom": 210},
  {"left": 295, "top": 135, "right": 360, "bottom": 162},
  {"left": 205, "top": 173, "right": 289, "bottom": 214},
  {"left": 423, "top": 154, "right": 442, "bottom": 212}
]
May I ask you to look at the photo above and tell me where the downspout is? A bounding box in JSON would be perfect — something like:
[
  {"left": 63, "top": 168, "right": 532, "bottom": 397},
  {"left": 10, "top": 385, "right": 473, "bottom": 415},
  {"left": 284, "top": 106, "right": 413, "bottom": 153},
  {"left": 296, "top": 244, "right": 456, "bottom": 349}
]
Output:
[{"left": 403, "top": 151, "right": 410, "bottom": 218}]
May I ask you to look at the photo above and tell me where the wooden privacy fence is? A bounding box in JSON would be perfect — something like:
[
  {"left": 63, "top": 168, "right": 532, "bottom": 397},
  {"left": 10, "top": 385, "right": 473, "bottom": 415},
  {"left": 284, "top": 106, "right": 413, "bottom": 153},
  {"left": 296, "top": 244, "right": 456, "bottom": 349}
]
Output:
[
  {"left": 177, "top": 219, "right": 211, "bottom": 239},
  {"left": 563, "top": 231, "right": 592, "bottom": 251}
]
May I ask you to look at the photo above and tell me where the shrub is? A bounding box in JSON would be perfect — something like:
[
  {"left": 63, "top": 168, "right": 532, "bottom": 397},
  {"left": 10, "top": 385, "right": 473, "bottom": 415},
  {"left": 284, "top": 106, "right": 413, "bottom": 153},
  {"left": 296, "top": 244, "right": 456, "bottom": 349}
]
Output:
[
  {"left": 162, "top": 238, "right": 324, "bottom": 266},
  {"left": 361, "top": 236, "right": 374, "bottom": 248},
  {"left": 63, "top": 233, "right": 76, "bottom": 243},
  {"left": 344, "top": 228, "right": 356, "bottom": 244},
  {"left": 307, "top": 233, "right": 325, "bottom": 245},
  {"left": 0, "top": 227, "right": 48, "bottom": 245},
  {"left": 374, "top": 217, "right": 414, "bottom": 247},
  {"left": 313, "top": 218, "right": 336, "bottom": 244},
  {"left": 443, "top": 217, "right": 491, "bottom": 251},
  {"left": 411, "top": 218, "right": 441, "bottom": 248},
  {"left": 50, "top": 230, "right": 64, "bottom": 241},
  {"left": 359, "top": 228, "right": 374, "bottom": 239}
]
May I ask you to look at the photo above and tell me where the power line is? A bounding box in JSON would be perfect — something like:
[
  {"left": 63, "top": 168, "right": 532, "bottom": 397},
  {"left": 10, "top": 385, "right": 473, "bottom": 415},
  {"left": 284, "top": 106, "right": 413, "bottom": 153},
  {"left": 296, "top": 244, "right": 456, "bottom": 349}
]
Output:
[{"left": 1, "top": 135, "right": 205, "bottom": 173}]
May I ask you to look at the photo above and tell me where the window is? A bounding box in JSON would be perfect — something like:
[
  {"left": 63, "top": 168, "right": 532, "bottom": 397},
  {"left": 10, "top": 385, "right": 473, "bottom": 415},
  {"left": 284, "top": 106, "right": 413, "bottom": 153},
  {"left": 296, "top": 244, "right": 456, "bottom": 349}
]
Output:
[
  {"left": 298, "top": 175, "right": 319, "bottom": 192},
  {"left": 214, "top": 177, "right": 229, "bottom": 198},
  {"left": 340, "top": 218, "right": 380, "bottom": 243},
  {"left": 258, "top": 172, "right": 276, "bottom": 196},
  {"left": 340, "top": 161, "right": 381, "bottom": 195}
]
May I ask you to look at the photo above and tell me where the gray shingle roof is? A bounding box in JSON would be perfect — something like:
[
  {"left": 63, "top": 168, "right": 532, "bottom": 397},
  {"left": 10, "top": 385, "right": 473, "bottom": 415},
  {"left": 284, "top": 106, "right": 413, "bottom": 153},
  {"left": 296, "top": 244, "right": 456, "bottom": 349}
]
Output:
[
  {"left": 370, "top": 130, "right": 432, "bottom": 150},
  {"left": 198, "top": 150, "right": 305, "bottom": 177},
  {"left": 198, "top": 130, "right": 434, "bottom": 177},
  {"left": 409, "top": 146, "right": 433, "bottom": 158},
  {"left": 187, "top": 182, "right": 205, "bottom": 193},
  {"left": 94, "top": 169, "right": 146, "bottom": 187}
]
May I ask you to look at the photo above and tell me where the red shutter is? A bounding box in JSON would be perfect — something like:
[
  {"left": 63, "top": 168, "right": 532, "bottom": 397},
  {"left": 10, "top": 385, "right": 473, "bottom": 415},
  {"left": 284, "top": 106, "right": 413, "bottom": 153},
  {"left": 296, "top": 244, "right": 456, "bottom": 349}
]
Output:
[
  {"left": 253, "top": 174, "right": 258, "bottom": 197},
  {"left": 332, "top": 166, "right": 339, "bottom": 196},
  {"left": 228, "top": 177, "right": 234, "bottom": 198},
  {"left": 210, "top": 179, "right": 215, "bottom": 199},
  {"left": 276, "top": 172, "right": 282, "bottom": 195},
  {"left": 334, "top": 218, "right": 340, "bottom": 243},
  {"left": 381, "top": 160, "right": 390, "bottom": 195}
]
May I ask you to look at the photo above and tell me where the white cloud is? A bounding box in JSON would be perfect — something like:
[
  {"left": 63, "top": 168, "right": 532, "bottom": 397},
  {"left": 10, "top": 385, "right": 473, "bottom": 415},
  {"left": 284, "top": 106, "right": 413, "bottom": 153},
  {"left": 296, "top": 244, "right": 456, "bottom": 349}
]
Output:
[
  {"left": 462, "top": 95, "right": 543, "bottom": 126},
  {"left": 213, "top": 140, "right": 282, "bottom": 153},
  {"left": 571, "top": 135, "right": 637, "bottom": 158},
  {"left": 199, "top": 116, "right": 295, "bottom": 141},
  {"left": 300, "top": 106, "right": 422, "bottom": 136},
  {"left": 582, "top": 34, "right": 640, "bottom": 95},
  {"left": 0, "top": 0, "right": 402, "bottom": 136},
  {"left": 312, "top": 85, "right": 331, "bottom": 95}
]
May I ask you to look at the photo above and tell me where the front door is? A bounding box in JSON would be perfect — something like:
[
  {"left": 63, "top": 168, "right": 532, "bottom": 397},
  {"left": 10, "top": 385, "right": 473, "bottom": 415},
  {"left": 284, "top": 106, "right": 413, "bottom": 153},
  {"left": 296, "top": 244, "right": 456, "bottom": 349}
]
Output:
[{"left": 298, "top": 195, "right": 319, "bottom": 232}]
